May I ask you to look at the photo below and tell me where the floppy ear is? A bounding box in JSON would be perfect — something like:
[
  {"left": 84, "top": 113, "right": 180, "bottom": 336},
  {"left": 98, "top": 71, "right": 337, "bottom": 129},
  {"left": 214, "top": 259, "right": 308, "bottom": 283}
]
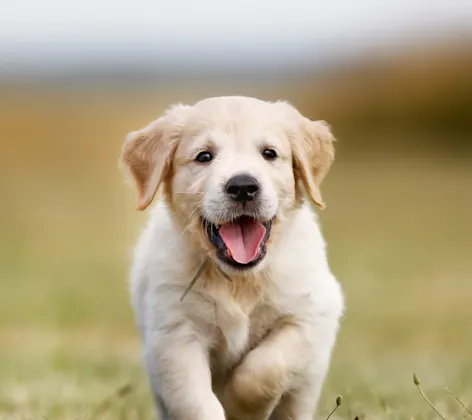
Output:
[
  {"left": 292, "top": 118, "right": 335, "bottom": 209},
  {"left": 120, "top": 105, "right": 189, "bottom": 210}
]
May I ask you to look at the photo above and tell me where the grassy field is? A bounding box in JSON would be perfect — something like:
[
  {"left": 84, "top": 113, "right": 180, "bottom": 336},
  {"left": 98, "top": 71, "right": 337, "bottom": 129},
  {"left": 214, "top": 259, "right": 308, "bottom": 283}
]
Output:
[{"left": 1, "top": 93, "right": 471, "bottom": 419}]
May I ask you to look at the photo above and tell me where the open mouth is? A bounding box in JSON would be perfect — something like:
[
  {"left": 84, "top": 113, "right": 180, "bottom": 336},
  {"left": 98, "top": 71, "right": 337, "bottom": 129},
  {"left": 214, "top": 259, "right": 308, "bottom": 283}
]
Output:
[{"left": 204, "top": 216, "right": 272, "bottom": 269}]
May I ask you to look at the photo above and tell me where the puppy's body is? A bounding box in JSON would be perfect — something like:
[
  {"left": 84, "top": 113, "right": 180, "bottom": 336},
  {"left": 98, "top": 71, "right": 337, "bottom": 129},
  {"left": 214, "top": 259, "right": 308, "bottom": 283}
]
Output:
[{"left": 122, "top": 97, "right": 344, "bottom": 420}]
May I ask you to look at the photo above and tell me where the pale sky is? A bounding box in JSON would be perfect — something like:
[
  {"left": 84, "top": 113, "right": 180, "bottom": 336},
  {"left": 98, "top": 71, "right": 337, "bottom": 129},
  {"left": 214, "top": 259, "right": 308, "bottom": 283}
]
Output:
[{"left": 1, "top": 0, "right": 472, "bottom": 74}]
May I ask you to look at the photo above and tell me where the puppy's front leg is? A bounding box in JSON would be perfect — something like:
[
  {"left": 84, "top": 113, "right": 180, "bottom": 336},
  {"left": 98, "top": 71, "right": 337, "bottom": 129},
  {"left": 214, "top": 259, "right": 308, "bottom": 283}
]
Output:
[
  {"left": 222, "top": 320, "right": 307, "bottom": 420},
  {"left": 144, "top": 328, "right": 225, "bottom": 420}
]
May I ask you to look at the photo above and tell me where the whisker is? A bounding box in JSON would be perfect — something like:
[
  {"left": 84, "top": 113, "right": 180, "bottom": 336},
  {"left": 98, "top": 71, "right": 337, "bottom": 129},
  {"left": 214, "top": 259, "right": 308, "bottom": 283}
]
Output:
[
  {"left": 180, "top": 224, "right": 191, "bottom": 238},
  {"left": 187, "top": 206, "right": 201, "bottom": 223},
  {"left": 181, "top": 208, "right": 202, "bottom": 238}
]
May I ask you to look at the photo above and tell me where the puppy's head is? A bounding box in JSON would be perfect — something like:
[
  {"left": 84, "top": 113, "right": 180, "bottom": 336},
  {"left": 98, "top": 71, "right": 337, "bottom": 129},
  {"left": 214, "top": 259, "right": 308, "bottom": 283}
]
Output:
[{"left": 121, "top": 97, "right": 335, "bottom": 272}]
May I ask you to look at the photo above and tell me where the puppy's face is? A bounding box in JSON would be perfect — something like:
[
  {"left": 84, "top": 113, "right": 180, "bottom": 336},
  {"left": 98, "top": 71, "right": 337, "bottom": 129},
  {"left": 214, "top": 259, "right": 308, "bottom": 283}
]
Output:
[{"left": 121, "top": 97, "right": 335, "bottom": 273}]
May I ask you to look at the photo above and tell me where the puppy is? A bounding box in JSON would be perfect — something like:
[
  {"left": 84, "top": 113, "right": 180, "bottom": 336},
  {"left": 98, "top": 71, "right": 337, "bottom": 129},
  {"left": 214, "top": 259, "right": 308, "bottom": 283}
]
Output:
[{"left": 120, "top": 96, "right": 344, "bottom": 420}]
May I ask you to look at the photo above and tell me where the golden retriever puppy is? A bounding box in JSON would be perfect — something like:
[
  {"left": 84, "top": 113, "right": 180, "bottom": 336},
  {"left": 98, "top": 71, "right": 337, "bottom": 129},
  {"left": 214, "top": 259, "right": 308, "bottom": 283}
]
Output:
[{"left": 120, "top": 96, "right": 344, "bottom": 420}]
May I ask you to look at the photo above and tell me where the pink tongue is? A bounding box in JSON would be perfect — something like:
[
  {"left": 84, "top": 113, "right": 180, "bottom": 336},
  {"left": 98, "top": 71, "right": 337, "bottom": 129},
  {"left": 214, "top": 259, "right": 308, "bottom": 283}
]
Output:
[{"left": 218, "top": 218, "right": 266, "bottom": 264}]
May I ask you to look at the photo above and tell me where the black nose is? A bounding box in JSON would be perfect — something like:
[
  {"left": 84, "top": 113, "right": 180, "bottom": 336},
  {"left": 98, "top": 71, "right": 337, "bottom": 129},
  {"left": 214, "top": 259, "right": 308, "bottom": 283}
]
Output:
[{"left": 225, "top": 174, "right": 260, "bottom": 203}]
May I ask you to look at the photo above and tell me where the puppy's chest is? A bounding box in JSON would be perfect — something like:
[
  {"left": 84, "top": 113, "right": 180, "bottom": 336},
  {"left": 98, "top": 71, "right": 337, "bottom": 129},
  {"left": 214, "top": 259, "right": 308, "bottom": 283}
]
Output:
[{"left": 210, "top": 295, "right": 278, "bottom": 367}]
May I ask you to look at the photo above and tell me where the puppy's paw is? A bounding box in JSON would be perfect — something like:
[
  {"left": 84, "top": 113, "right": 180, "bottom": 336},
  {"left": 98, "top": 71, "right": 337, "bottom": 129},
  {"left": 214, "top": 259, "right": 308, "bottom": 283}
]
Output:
[{"left": 223, "top": 355, "right": 287, "bottom": 419}]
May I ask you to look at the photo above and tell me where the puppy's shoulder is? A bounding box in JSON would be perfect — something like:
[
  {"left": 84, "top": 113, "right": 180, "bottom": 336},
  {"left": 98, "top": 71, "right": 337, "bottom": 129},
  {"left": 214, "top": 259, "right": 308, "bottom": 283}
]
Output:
[
  {"left": 268, "top": 204, "right": 344, "bottom": 316},
  {"left": 132, "top": 202, "right": 176, "bottom": 265},
  {"left": 273, "top": 204, "right": 328, "bottom": 270},
  {"left": 129, "top": 202, "right": 184, "bottom": 301}
]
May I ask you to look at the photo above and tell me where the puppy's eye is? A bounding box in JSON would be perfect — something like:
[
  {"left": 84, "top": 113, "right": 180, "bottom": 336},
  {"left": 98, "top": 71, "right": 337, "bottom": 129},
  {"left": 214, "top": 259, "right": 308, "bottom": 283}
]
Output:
[
  {"left": 262, "top": 148, "right": 277, "bottom": 161},
  {"left": 195, "top": 151, "right": 213, "bottom": 163}
]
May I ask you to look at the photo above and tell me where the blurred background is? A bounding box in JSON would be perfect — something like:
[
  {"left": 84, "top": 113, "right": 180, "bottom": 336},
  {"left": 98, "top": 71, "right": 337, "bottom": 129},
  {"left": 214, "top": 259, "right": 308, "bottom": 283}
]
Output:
[{"left": 1, "top": 1, "right": 471, "bottom": 419}]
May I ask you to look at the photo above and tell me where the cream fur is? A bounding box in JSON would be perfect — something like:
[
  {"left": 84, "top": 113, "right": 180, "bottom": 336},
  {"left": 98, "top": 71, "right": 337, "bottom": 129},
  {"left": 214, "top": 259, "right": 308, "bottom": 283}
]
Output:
[{"left": 121, "top": 96, "right": 344, "bottom": 420}]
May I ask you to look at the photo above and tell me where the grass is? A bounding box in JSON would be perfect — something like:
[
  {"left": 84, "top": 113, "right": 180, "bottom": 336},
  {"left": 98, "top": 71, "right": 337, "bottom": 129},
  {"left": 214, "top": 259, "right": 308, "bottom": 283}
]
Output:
[{"left": 1, "top": 92, "right": 472, "bottom": 419}]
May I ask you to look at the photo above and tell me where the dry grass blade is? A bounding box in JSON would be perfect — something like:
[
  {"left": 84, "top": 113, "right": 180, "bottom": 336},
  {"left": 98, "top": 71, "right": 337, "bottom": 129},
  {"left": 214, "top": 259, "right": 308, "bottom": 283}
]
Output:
[
  {"left": 445, "top": 387, "right": 472, "bottom": 417},
  {"left": 216, "top": 265, "right": 232, "bottom": 282},
  {"left": 325, "top": 395, "right": 342, "bottom": 420},
  {"left": 180, "top": 259, "right": 209, "bottom": 301},
  {"left": 90, "top": 382, "right": 134, "bottom": 419},
  {"left": 413, "top": 374, "right": 448, "bottom": 420}
]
